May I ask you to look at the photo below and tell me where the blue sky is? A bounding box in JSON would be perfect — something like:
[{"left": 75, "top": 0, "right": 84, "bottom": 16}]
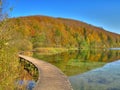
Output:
[{"left": 8, "top": 0, "right": 120, "bottom": 34}]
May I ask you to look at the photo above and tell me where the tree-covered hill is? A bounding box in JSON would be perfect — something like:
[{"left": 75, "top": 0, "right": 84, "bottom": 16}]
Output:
[
  {"left": 7, "top": 15, "right": 120, "bottom": 50},
  {"left": 0, "top": 15, "right": 120, "bottom": 89}
]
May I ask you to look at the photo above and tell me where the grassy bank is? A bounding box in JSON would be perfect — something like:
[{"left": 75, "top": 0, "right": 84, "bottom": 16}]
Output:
[{"left": 34, "top": 47, "right": 78, "bottom": 55}]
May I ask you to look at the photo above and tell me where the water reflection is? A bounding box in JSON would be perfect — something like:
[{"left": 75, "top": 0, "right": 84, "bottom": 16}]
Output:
[
  {"left": 16, "top": 80, "right": 35, "bottom": 90},
  {"left": 33, "top": 49, "right": 120, "bottom": 76},
  {"left": 69, "top": 60, "right": 120, "bottom": 90}
]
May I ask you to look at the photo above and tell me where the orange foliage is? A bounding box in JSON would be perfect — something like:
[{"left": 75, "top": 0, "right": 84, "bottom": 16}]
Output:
[{"left": 6, "top": 15, "right": 120, "bottom": 48}]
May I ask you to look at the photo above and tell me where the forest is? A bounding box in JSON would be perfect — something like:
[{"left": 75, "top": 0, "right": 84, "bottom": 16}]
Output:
[
  {"left": 6, "top": 15, "right": 120, "bottom": 51},
  {"left": 0, "top": 0, "right": 120, "bottom": 89},
  {"left": 0, "top": 15, "right": 120, "bottom": 89}
]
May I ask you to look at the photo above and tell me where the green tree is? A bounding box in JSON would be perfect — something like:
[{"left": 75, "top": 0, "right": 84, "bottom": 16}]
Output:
[
  {"left": 31, "top": 32, "right": 46, "bottom": 48},
  {"left": 74, "top": 32, "right": 89, "bottom": 49},
  {"left": 83, "top": 27, "right": 87, "bottom": 40},
  {"left": 54, "top": 29, "right": 62, "bottom": 47}
]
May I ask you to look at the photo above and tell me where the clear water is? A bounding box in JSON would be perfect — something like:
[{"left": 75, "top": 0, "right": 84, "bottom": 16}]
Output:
[
  {"left": 33, "top": 49, "right": 120, "bottom": 90},
  {"left": 16, "top": 80, "right": 35, "bottom": 90},
  {"left": 33, "top": 49, "right": 120, "bottom": 76},
  {"left": 69, "top": 60, "right": 120, "bottom": 90}
]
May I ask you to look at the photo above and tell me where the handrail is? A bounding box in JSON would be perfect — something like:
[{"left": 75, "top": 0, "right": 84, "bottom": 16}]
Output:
[{"left": 19, "top": 54, "right": 73, "bottom": 90}]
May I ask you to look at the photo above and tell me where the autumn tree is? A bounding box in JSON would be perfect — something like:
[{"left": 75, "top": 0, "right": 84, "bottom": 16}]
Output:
[
  {"left": 74, "top": 33, "right": 83, "bottom": 49},
  {"left": 54, "top": 29, "right": 62, "bottom": 47},
  {"left": 0, "top": 0, "right": 20, "bottom": 89}
]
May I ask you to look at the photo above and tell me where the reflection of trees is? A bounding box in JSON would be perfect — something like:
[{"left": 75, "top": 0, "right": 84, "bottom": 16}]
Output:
[
  {"left": 75, "top": 50, "right": 111, "bottom": 62},
  {"left": 33, "top": 49, "right": 120, "bottom": 76},
  {"left": 98, "top": 52, "right": 104, "bottom": 62},
  {"left": 74, "top": 50, "right": 120, "bottom": 62},
  {"left": 107, "top": 50, "right": 113, "bottom": 60},
  {"left": 74, "top": 50, "right": 90, "bottom": 62},
  {"left": 116, "top": 51, "right": 120, "bottom": 57}
]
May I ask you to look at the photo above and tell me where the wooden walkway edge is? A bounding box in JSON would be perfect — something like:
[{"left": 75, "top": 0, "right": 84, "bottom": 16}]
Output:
[{"left": 18, "top": 54, "right": 73, "bottom": 90}]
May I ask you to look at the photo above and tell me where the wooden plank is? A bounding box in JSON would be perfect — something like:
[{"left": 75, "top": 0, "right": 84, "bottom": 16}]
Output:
[{"left": 19, "top": 55, "right": 73, "bottom": 90}]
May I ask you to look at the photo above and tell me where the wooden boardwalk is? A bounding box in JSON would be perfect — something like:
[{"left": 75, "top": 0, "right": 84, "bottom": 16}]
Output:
[{"left": 19, "top": 55, "right": 73, "bottom": 90}]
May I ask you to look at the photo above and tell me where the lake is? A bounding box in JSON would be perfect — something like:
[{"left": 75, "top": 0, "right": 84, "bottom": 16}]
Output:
[{"left": 33, "top": 49, "right": 120, "bottom": 90}]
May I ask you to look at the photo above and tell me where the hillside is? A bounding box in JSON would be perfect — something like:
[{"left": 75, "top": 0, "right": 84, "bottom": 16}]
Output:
[{"left": 6, "top": 15, "right": 120, "bottom": 50}]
